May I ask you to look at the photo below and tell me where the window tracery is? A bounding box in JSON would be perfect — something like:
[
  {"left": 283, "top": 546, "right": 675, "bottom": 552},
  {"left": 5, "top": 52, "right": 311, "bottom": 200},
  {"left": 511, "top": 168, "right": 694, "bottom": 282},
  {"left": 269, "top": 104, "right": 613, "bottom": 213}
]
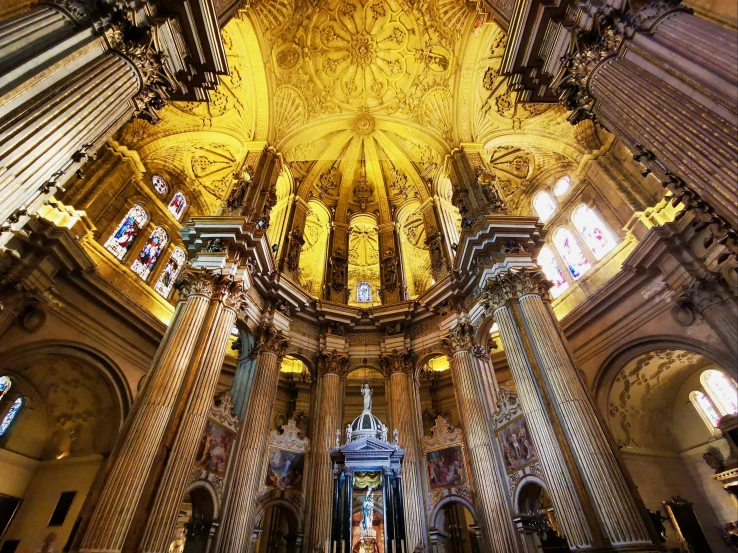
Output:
[
  {"left": 154, "top": 247, "right": 186, "bottom": 298},
  {"left": 104, "top": 205, "right": 148, "bottom": 260},
  {"left": 168, "top": 192, "right": 187, "bottom": 220},
  {"left": 152, "top": 175, "right": 169, "bottom": 195},
  {"left": 702, "top": 370, "right": 738, "bottom": 416},
  {"left": 0, "top": 397, "right": 23, "bottom": 437},
  {"left": 571, "top": 205, "right": 616, "bottom": 260},
  {"left": 131, "top": 226, "right": 169, "bottom": 280},
  {"left": 533, "top": 191, "right": 557, "bottom": 223},
  {"left": 538, "top": 246, "right": 569, "bottom": 298},
  {"left": 690, "top": 390, "right": 721, "bottom": 429},
  {"left": 553, "top": 228, "right": 591, "bottom": 280}
]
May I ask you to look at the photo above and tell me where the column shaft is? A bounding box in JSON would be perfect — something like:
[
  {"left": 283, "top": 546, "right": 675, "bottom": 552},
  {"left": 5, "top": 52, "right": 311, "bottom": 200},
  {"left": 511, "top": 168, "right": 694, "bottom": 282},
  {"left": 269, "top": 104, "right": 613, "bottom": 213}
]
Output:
[
  {"left": 389, "top": 371, "right": 425, "bottom": 552},
  {"left": 140, "top": 303, "right": 238, "bottom": 552},
  {"left": 214, "top": 344, "right": 284, "bottom": 552},
  {"left": 518, "top": 294, "right": 651, "bottom": 546},
  {"left": 307, "top": 372, "right": 341, "bottom": 550},
  {"left": 80, "top": 293, "right": 211, "bottom": 551},
  {"left": 449, "top": 347, "right": 521, "bottom": 553}
]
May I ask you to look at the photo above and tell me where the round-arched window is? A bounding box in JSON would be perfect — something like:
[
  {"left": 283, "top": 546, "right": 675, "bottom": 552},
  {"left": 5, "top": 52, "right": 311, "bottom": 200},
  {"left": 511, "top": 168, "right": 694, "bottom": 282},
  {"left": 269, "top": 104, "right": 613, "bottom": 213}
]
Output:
[
  {"left": 0, "top": 376, "right": 11, "bottom": 402},
  {"left": 552, "top": 176, "right": 571, "bottom": 197},
  {"left": 533, "top": 191, "right": 557, "bottom": 223}
]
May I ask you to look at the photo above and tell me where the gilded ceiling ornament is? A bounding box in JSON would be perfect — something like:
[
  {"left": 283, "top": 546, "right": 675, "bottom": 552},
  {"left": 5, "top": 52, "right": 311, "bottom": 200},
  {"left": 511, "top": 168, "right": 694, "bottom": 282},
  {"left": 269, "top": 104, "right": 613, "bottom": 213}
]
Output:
[{"left": 351, "top": 111, "right": 376, "bottom": 135}]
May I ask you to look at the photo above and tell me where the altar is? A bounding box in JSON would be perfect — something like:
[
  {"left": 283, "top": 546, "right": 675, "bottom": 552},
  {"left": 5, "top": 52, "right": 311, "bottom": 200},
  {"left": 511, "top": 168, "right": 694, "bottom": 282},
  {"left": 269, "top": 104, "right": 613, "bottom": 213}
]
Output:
[{"left": 330, "top": 385, "right": 407, "bottom": 553}]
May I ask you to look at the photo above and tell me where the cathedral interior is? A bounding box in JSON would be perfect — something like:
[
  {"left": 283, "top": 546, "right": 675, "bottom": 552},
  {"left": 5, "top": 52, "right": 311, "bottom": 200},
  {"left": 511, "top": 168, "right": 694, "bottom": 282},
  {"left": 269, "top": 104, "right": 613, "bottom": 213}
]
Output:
[{"left": 0, "top": 0, "right": 736, "bottom": 552}]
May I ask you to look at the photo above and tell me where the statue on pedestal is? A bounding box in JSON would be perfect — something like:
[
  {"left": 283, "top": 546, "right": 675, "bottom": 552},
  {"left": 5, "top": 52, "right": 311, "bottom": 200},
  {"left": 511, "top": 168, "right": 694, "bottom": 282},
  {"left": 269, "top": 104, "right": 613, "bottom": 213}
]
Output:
[
  {"left": 361, "top": 382, "right": 373, "bottom": 412},
  {"left": 361, "top": 486, "right": 375, "bottom": 536}
]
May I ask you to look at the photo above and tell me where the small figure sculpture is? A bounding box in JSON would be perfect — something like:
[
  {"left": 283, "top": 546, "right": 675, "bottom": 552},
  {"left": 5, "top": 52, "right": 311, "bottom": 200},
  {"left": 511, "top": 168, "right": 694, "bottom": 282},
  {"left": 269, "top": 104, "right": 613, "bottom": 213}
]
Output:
[
  {"left": 360, "top": 383, "right": 373, "bottom": 412},
  {"left": 379, "top": 424, "right": 388, "bottom": 442},
  {"left": 393, "top": 428, "right": 399, "bottom": 446},
  {"left": 335, "top": 428, "right": 341, "bottom": 448},
  {"left": 361, "top": 487, "right": 375, "bottom": 534},
  {"left": 346, "top": 423, "right": 353, "bottom": 443}
]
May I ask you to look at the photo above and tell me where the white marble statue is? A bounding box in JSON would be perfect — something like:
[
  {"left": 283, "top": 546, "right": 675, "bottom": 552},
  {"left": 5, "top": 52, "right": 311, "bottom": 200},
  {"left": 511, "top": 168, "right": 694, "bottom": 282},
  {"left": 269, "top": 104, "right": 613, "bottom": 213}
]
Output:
[
  {"left": 393, "top": 428, "right": 399, "bottom": 446},
  {"left": 346, "top": 423, "right": 353, "bottom": 443},
  {"left": 379, "top": 423, "right": 388, "bottom": 441},
  {"left": 361, "top": 486, "right": 374, "bottom": 534},
  {"left": 360, "top": 382, "right": 373, "bottom": 412},
  {"left": 335, "top": 428, "right": 341, "bottom": 448}
]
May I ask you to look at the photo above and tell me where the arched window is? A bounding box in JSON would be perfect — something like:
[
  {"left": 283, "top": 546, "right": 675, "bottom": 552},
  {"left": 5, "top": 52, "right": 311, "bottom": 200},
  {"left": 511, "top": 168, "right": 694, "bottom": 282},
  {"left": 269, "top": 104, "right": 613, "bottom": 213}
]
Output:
[
  {"left": 152, "top": 174, "right": 169, "bottom": 196},
  {"left": 154, "top": 247, "right": 187, "bottom": 298},
  {"left": 131, "top": 226, "right": 169, "bottom": 280},
  {"left": 168, "top": 192, "right": 187, "bottom": 220},
  {"left": 0, "top": 397, "right": 24, "bottom": 437},
  {"left": 533, "top": 191, "right": 557, "bottom": 223},
  {"left": 553, "top": 228, "right": 591, "bottom": 280},
  {"left": 538, "top": 246, "right": 569, "bottom": 298},
  {"left": 104, "top": 204, "right": 148, "bottom": 260},
  {"left": 690, "top": 391, "right": 721, "bottom": 429},
  {"left": 0, "top": 376, "right": 11, "bottom": 402},
  {"left": 702, "top": 370, "right": 738, "bottom": 416},
  {"left": 571, "top": 205, "right": 616, "bottom": 260},
  {"left": 356, "top": 281, "right": 372, "bottom": 303},
  {"left": 552, "top": 176, "right": 571, "bottom": 197}
]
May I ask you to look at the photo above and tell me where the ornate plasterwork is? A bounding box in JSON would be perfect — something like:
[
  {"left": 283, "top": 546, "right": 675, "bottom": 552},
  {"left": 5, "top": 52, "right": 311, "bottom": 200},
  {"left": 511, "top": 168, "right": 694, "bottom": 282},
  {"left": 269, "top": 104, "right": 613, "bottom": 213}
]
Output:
[
  {"left": 174, "top": 267, "right": 249, "bottom": 311},
  {"left": 481, "top": 269, "right": 551, "bottom": 313},
  {"left": 317, "top": 348, "right": 350, "bottom": 376},
  {"left": 422, "top": 416, "right": 463, "bottom": 450},
  {"left": 254, "top": 322, "right": 291, "bottom": 357},
  {"left": 440, "top": 323, "right": 474, "bottom": 355},
  {"left": 380, "top": 348, "right": 415, "bottom": 375},
  {"left": 268, "top": 418, "right": 311, "bottom": 453}
]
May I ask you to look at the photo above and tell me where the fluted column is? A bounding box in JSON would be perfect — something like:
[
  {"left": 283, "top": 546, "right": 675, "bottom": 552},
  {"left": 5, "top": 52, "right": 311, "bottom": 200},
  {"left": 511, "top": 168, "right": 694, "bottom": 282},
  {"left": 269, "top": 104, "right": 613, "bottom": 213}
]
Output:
[
  {"left": 483, "top": 270, "right": 658, "bottom": 551},
  {"left": 306, "top": 349, "right": 347, "bottom": 551},
  {"left": 441, "top": 325, "right": 522, "bottom": 553},
  {"left": 80, "top": 268, "right": 245, "bottom": 552},
  {"left": 382, "top": 350, "right": 426, "bottom": 552},
  {"left": 213, "top": 322, "right": 289, "bottom": 553},
  {"left": 140, "top": 283, "right": 245, "bottom": 552},
  {"left": 470, "top": 345, "right": 499, "bottom": 424}
]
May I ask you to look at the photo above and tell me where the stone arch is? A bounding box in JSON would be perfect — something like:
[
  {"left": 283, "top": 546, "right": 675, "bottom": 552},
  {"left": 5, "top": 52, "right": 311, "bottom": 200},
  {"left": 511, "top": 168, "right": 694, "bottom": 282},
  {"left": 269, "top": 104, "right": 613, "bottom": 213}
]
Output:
[
  {"left": 184, "top": 479, "right": 220, "bottom": 520},
  {"left": 254, "top": 497, "right": 303, "bottom": 533},
  {"left": 514, "top": 475, "right": 548, "bottom": 513},
  {"left": 428, "top": 496, "right": 479, "bottom": 531}
]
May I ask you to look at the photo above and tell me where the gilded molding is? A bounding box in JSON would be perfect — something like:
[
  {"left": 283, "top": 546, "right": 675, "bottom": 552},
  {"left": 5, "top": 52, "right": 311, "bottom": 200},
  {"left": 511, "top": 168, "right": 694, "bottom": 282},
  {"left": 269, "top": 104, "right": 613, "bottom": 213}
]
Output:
[
  {"left": 380, "top": 348, "right": 415, "bottom": 376},
  {"left": 440, "top": 323, "right": 474, "bottom": 355},
  {"left": 316, "top": 348, "right": 349, "bottom": 377},
  {"left": 254, "top": 322, "right": 290, "bottom": 358},
  {"left": 481, "top": 269, "right": 551, "bottom": 313}
]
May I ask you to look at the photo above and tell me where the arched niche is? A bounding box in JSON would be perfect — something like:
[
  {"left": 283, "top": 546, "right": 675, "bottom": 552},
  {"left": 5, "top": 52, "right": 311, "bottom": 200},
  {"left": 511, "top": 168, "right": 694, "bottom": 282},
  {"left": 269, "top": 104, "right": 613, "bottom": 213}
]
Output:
[
  {"left": 414, "top": 353, "right": 459, "bottom": 435},
  {"left": 270, "top": 354, "right": 313, "bottom": 434},
  {"left": 343, "top": 367, "right": 387, "bottom": 430},
  {"left": 347, "top": 214, "right": 381, "bottom": 307},
  {"left": 267, "top": 167, "right": 294, "bottom": 256},
  {"left": 298, "top": 199, "right": 331, "bottom": 297},
  {"left": 428, "top": 498, "right": 481, "bottom": 553},
  {"left": 396, "top": 201, "right": 432, "bottom": 298},
  {"left": 169, "top": 481, "right": 219, "bottom": 553},
  {"left": 254, "top": 500, "right": 302, "bottom": 553}
]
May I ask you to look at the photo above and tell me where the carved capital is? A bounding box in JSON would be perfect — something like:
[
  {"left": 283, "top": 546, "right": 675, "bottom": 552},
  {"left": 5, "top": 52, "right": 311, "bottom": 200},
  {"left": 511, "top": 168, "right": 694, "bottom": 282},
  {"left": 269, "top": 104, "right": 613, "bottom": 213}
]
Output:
[
  {"left": 316, "top": 348, "right": 349, "bottom": 377},
  {"left": 471, "top": 344, "right": 491, "bottom": 361},
  {"left": 380, "top": 348, "right": 415, "bottom": 376},
  {"left": 254, "top": 322, "right": 290, "bottom": 359},
  {"left": 682, "top": 274, "right": 731, "bottom": 313},
  {"left": 174, "top": 267, "right": 246, "bottom": 310},
  {"left": 440, "top": 323, "right": 474, "bottom": 356},
  {"left": 481, "top": 269, "right": 551, "bottom": 313}
]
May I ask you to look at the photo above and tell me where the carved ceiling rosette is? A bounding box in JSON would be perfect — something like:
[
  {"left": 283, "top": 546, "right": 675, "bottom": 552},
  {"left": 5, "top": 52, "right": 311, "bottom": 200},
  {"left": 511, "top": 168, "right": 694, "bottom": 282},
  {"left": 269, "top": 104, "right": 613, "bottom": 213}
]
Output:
[
  {"left": 254, "top": 322, "right": 290, "bottom": 358},
  {"left": 380, "top": 348, "right": 415, "bottom": 375},
  {"left": 440, "top": 323, "right": 474, "bottom": 355},
  {"left": 316, "top": 347, "right": 350, "bottom": 377},
  {"left": 481, "top": 268, "right": 552, "bottom": 313}
]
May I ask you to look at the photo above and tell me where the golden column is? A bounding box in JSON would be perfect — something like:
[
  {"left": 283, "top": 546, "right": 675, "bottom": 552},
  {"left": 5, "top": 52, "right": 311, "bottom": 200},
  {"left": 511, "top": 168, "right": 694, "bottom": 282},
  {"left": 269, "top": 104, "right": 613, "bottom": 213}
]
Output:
[
  {"left": 306, "top": 348, "right": 347, "bottom": 551},
  {"left": 213, "top": 322, "right": 289, "bottom": 553},
  {"left": 484, "top": 270, "right": 658, "bottom": 551},
  {"left": 139, "top": 274, "right": 245, "bottom": 552},
  {"left": 382, "top": 349, "right": 426, "bottom": 552},
  {"left": 80, "top": 268, "right": 245, "bottom": 552},
  {"left": 441, "top": 325, "right": 523, "bottom": 553}
]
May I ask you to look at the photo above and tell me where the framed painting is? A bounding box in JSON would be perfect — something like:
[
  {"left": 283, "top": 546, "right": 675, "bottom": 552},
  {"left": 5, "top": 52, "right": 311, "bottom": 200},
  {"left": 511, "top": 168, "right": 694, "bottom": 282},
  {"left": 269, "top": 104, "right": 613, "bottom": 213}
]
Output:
[
  {"left": 265, "top": 447, "right": 306, "bottom": 491},
  {"left": 498, "top": 416, "right": 538, "bottom": 473},
  {"left": 194, "top": 419, "right": 236, "bottom": 478},
  {"left": 425, "top": 445, "right": 467, "bottom": 491}
]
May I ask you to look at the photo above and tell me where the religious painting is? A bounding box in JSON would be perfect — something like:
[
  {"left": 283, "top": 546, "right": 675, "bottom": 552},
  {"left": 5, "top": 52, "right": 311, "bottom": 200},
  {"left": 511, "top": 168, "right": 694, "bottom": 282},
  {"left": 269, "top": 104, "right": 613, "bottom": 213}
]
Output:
[
  {"left": 264, "top": 447, "right": 305, "bottom": 491},
  {"left": 194, "top": 419, "right": 235, "bottom": 477},
  {"left": 498, "top": 416, "right": 538, "bottom": 473},
  {"left": 426, "top": 445, "right": 467, "bottom": 490}
]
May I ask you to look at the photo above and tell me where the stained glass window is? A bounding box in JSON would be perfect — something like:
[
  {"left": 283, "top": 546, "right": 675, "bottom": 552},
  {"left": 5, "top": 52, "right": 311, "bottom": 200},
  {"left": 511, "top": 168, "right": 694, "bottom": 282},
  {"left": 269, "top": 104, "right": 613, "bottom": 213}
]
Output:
[
  {"left": 0, "top": 397, "right": 23, "bottom": 437},
  {"left": 571, "top": 205, "right": 616, "bottom": 260},
  {"left": 0, "top": 376, "right": 10, "bottom": 402},
  {"left": 154, "top": 247, "right": 186, "bottom": 298},
  {"left": 538, "top": 246, "right": 569, "bottom": 298},
  {"left": 131, "top": 226, "right": 168, "bottom": 281},
  {"left": 553, "top": 228, "right": 591, "bottom": 280},
  {"left": 168, "top": 192, "right": 187, "bottom": 221},
  {"left": 690, "top": 391, "right": 721, "bottom": 429},
  {"left": 356, "top": 281, "right": 372, "bottom": 303},
  {"left": 702, "top": 370, "right": 738, "bottom": 416},
  {"left": 104, "top": 205, "right": 147, "bottom": 260},
  {"left": 533, "top": 191, "right": 557, "bottom": 223},
  {"left": 152, "top": 175, "right": 169, "bottom": 195},
  {"left": 552, "top": 176, "right": 571, "bottom": 197}
]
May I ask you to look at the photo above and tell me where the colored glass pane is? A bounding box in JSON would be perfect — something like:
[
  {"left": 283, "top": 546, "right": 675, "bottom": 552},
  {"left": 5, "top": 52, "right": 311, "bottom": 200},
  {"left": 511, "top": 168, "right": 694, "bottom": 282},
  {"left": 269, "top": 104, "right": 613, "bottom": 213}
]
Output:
[
  {"left": 533, "top": 192, "right": 557, "bottom": 222},
  {"left": 538, "top": 246, "right": 569, "bottom": 298},
  {"left": 152, "top": 175, "right": 169, "bottom": 195},
  {"left": 571, "top": 205, "right": 616, "bottom": 260},
  {"left": 553, "top": 228, "right": 591, "bottom": 280},
  {"left": 357, "top": 282, "right": 372, "bottom": 303},
  {"left": 131, "top": 226, "right": 168, "bottom": 280},
  {"left": 703, "top": 370, "right": 738, "bottom": 416},
  {"left": 168, "top": 192, "right": 187, "bottom": 220},
  {"left": 0, "top": 397, "right": 23, "bottom": 436},
  {"left": 0, "top": 376, "right": 10, "bottom": 402},
  {"left": 690, "top": 391, "right": 721, "bottom": 428},
  {"left": 104, "top": 205, "right": 147, "bottom": 260},
  {"left": 552, "top": 176, "right": 571, "bottom": 196},
  {"left": 154, "top": 247, "right": 186, "bottom": 298}
]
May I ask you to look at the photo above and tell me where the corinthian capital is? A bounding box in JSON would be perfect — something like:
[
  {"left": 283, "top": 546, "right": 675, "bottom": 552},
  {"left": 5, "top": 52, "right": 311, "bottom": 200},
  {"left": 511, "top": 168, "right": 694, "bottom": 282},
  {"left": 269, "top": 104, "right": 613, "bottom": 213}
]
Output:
[
  {"left": 440, "top": 324, "right": 474, "bottom": 356},
  {"left": 254, "top": 323, "right": 290, "bottom": 359},
  {"left": 683, "top": 274, "right": 731, "bottom": 313},
  {"left": 174, "top": 267, "right": 245, "bottom": 305},
  {"left": 380, "top": 348, "right": 415, "bottom": 376},
  {"left": 316, "top": 348, "right": 349, "bottom": 377},
  {"left": 481, "top": 269, "right": 551, "bottom": 313}
]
